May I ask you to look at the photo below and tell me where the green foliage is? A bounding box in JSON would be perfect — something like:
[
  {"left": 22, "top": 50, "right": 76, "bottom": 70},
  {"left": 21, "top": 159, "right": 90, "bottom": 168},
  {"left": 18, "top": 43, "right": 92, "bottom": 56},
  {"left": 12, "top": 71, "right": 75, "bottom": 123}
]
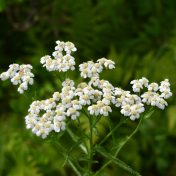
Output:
[{"left": 0, "top": 0, "right": 176, "bottom": 175}]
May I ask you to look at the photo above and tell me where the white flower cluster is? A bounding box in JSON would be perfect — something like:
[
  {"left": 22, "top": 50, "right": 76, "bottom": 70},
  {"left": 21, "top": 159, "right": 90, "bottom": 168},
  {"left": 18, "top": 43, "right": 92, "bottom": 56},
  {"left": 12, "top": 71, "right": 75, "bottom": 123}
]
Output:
[
  {"left": 0, "top": 64, "right": 34, "bottom": 93},
  {"left": 40, "top": 41, "right": 77, "bottom": 72},
  {"left": 1, "top": 41, "right": 172, "bottom": 139},
  {"left": 114, "top": 88, "right": 145, "bottom": 120},
  {"left": 79, "top": 58, "right": 115, "bottom": 78},
  {"left": 25, "top": 79, "right": 78, "bottom": 138},
  {"left": 141, "top": 79, "right": 172, "bottom": 109},
  {"left": 13, "top": 40, "right": 170, "bottom": 138},
  {"left": 26, "top": 73, "right": 173, "bottom": 139},
  {"left": 130, "top": 77, "right": 149, "bottom": 92},
  {"left": 25, "top": 78, "right": 115, "bottom": 138}
]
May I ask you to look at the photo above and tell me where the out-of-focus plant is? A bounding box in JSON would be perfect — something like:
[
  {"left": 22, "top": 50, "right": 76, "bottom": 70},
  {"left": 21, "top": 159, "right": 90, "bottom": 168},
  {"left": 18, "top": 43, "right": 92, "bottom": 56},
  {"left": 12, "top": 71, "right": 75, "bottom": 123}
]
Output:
[{"left": 0, "top": 40, "right": 173, "bottom": 176}]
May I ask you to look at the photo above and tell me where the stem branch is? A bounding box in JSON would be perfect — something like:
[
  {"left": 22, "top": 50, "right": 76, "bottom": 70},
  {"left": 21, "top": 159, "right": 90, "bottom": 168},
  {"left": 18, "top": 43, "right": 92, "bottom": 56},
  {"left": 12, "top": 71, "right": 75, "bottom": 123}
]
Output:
[{"left": 94, "top": 113, "right": 147, "bottom": 176}]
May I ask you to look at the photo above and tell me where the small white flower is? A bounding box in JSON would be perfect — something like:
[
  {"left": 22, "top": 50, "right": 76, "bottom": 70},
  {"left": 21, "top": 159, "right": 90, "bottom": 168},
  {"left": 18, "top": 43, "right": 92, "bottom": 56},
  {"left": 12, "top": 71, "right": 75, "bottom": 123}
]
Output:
[
  {"left": 121, "top": 103, "right": 144, "bottom": 120},
  {"left": 64, "top": 41, "right": 77, "bottom": 54},
  {"left": 66, "top": 107, "right": 80, "bottom": 120},
  {"left": 114, "top": 87, "right": 130, "bottom": 97},
  {"left": 79, "top": 94, "right": 91, "bottom": 105},
  {"left": 22, "top": 76, "right": 34, "bottom": 85},
  {"left": 104, "top": 60, "right": 115, "bottom": 69},
  {"left": 160, "top": 91, "right": 172, "bottom": 99},
  {"left": 43, "top": 98, "right": 56, "bottom": 111},
  {"left": 141, "top": 91, "right": 168, "bottom": 110},
  {"left": 54, "top": 121, "right": 66, "bottom": 132},
  {"left": 141, "top": 91, "right": 154, "bottom": 105},
  {"left": 71, "top": 100, "right": 82, "bottom": 110},
  {"left": 62, "top": 97, "right": 72, "bottom": 108},
  {"left": 97, "top": 58, "right": 115, "bottom": 69},
  {"left": 156, "top": 97, "right": 168, "bottom": 110},
  {"left": 52, "top": 51, "right": 63, "bottom": 59},
  {"left": 88, "top": 76, "right": 100, "bottom": 87},
  {"left": 40, "top": 55, "right": 51, "bottom": 64},
  {"left": 121, "top": 104, "right": 131, "bottom": 116},
  {"left": 148, "top": 83, "right": 159, "bottom": 92},
  {"left": 139, "top": 77, "right": 149, "bottom": 87},
  {"left": 62, "top": 79, "right": 75, "bottom": 87},
  {"left": 11, "top": 73, "right": 21, "bottom": 85},
  {"left": 53, "top": 92, "right": 61, "bottom": 101},
  {"left": 159, "top": 79, "right": 172, "bottom": 99},
  {"left": 79, "top": 61, "right": 103, "bottom": 79},
  {"left": 130, "top": 79, "right": 143, "bottom": 92},
  {"left": 102, "top": 94, "right": 113, "bottom": 105},
  {"left": 55, "top": 40, "right": 65, "bottom": 51},
  {"left": 88, "top": 105, "right": 100, "bottom": 116},
  {"left": 53, "top": 113, "right": 66, "bottom": 132},
  {"left": 0, "top": 72, "right": 9, "bottom": 80},
  {"left": 92, "top": 89, "right": 103, "bottom": 102},
  {"left": 123, "top": 94, "right": 141, "bottom": 105},
  {"left": 99, "top": 105, "right": 112, "bottom": 116},
  {"left": 17, "top": 82, "right": 28, "bottom": 94},
  {"left": 55, "top": 108, "right": 66, "bottom": 120}
]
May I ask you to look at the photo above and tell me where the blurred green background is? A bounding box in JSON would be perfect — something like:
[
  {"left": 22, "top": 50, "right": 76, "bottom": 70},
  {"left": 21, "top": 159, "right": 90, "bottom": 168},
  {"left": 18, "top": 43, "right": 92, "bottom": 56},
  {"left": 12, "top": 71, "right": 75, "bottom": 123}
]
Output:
[{"left": 0, "top": 0, "right": 176, "bottom": 176}]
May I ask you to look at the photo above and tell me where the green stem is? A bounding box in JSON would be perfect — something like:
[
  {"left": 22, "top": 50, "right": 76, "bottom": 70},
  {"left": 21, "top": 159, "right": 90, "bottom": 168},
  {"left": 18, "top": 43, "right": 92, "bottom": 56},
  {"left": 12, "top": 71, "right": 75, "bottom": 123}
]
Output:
[
  {"left": 94, "top": 114, "right": 145, "bottom": 176},
  {"left": 115, "top": 114, "right": 144, "bottom": 156},
  {"left": 88, "top": 115, "right": 93, "bottom": 175},
  {"left": 95, "top": 148, "right": 141, "bottom": 176},
  {"left": 53, "top": 141, "right": 82, "bottom": 176},
  {"left": 68, "top": 160, "right": 82, "bottom": 176},
  {"left": 93, "top": 116, "right": 102, "bottom": 128},
  {"left": 66, "top": 127, "right": 88, "bottom": 154},
  {"left": 99, "top": 117, "right": 128, "bottom": 145},
  {"left": 82, "top": 108, "right": 95, "bottom": 175}
]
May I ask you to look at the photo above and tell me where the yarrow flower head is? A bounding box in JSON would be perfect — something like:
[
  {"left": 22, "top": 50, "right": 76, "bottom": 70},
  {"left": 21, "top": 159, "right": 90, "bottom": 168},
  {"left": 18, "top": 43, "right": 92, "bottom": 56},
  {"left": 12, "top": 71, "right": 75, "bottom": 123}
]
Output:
[
  {"left": 159, "top": 79, "right": 172, "bottom": 99},
  {"left": 40, "top": 41, "right": 77, "bottom": 72},
  {"left": 0, "top": 64, "right": 34, "bottom": 93},
  {"left": 79, "top": 58, "right": 115, "bottom": 79},
  {"left": 130, "top": 77, "right": 149, "bottom": 92},
  {"left": 140, "top": 79, "right": 172, "bottom": 110}
]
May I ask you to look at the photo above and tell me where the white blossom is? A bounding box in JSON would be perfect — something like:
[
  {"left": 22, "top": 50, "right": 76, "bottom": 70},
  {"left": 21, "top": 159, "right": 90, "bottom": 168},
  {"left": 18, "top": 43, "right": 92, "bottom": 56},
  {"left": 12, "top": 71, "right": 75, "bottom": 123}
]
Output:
[
  {"left": 159, "top": 79, "right": 172, "bottom": 99},
  {"left": 141, "top": 91, "right": 168, "bottom": 109},
  {"left": 64, "top": 41, "right": 77, "bottom": 54},
  {"left": 88, "top": 105, "right": 100, "bottom": 116},
  {"left": 97, "top": 58, "right": 115, "bottom": 69},
  {"left": 79, "top": 61, "right": 103, "bottom": 78},
  {"left": 97, "top": 101, "right": 112, "bottom": 116},
  {"left": 0, "top": 64, "right": 34, "bottom": 93},
  {"left": 130, "top": 79, "right": 143, "bottom": 92},
  {"left": 41, "top": 41, "right": 76, "bottom": 72},
  {"left": 20, "top": 40, "right": 172, "bottom": 139},
  {"left": 119, "top": 92, "right": 145, "bottom": 120},
  {"left": 40, "top": 55, "right": 51, "bottom": 64},
  {"left": 66, "top": 107, "right": 80, "bottom": 120},
  {"left": 148, "top": 83, "right": 159, "bottom": 92},
  {"left": 139, "top": 77, "right": 149, "bottom": 87},
  {"left": 53, "top": 92, "right": 61, "bottom": 101},
  {"left": 0, "top": 72, "right": 9, "bottom": 80},
  {"left": 88, "top": 76, "right": 100, "bottom": 87}
]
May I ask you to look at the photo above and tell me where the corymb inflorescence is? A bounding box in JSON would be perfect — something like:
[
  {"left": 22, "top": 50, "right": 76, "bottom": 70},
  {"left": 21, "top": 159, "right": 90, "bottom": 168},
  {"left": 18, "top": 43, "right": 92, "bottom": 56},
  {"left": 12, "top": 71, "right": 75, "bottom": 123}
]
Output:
[
  {"left": 0, "top": 40, "right": 172, "bottom": 138},
  {"left": 0, "top": 64, "right": 34, "bottom": 94}
]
